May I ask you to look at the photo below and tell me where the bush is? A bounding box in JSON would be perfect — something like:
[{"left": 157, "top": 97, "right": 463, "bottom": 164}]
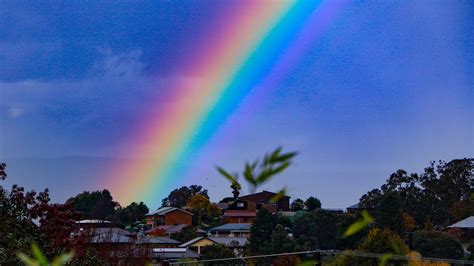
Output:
[{"left": 412, "top": 230, "right": 463, "bottom": 260}]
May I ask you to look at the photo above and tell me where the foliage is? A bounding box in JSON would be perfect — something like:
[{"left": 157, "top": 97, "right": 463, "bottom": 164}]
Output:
[
  {"left": 200, "top": 244, "right": 236, "bottom": 264},
  {"left": 411, "top": 230, "right": 463, "bottom": 260},
  {"left": 248, "top": 208, "right": 277, "bottom": 254},
  {"left": 66, "top": 189, "right": 118, "bottom": 220},
  {"left": 305, "top": 196, "right": 321, "bottom": 211},
  {"left": 343, "top": 210, "right": 374, "bottom": 238},
  {"left": 360, "top": 159, "right": 473, "bottom": 228},
  {"left": 114, "top": 201, "right": 149, "bottom": 226},
  {"left": 186, "top": 194, "right": 211, "bottom": 225},
  {"left": 0, "top": 163, "right": 79, "bottom": 265},
  {"left": 358, "top": 228, "right": 409, "bottom": 255},
  {"left": 217, "top": 147, "right": 297, "bottom": 196},
  {"left": 172, "top": 225, "right": 199, "bottom": 243},
  {"left": 290, "top": 198, "right": 305, "bottom": 211},
  {"left": 17, "top": 243, "right": 73, "bottom": 266},
  {"left": 270, "top": 224, "right": 296, "bottom": 253},
  {"left": 161, "top": 185, "right": 208, "bottom": 208},
  {"left": 293, "top": 210, "right": 338, "bottom": 250},
  {"left": 336, "top": 214, "right": 369, "bottom": 250}
]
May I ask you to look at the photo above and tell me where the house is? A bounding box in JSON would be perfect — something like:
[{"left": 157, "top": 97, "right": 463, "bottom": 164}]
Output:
[
  {"left": 223, "top": 199, "right": 257, "bottom": 223},
  {"left": 239, "top": 190, "right": 290, "bottom": 211},
  {"left": 76, "top": 219, "right": 115, "bottom": 230},
  {"left": 222, "top": 191, "right": 291, "bottom": 223},
  {"left": 145, "top": 207, "right": 193, "bottom": 227},
  {"left": 151, "top": 248, "right": 200, "bottom": 263},
  {"left": 179, "top": 236, "right": 247, "bottom": 254},
  {"left": 208, "top": 223, "right": 251, "bottom": 237},
  {"left": 447, "top": 216, "right": 474, "bottom": 240},
  {"left": 136, "top": 236, "right": 180, "bottom": 248},
  {"left": 347, "top": 203, "right": 362, "bottom": 214}
]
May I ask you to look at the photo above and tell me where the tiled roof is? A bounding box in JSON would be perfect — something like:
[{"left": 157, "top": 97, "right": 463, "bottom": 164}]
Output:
[
  {"left": 208, "top": 223, "right": 251, "bottom": 232},
  {"left": 448, "top": 216, "right": 474, "bottom": 228}
]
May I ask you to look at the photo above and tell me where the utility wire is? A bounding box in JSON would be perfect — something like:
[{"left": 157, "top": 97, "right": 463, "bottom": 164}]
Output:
[{"left": 169, "top": 249, "right": 474, "bottom": 265}]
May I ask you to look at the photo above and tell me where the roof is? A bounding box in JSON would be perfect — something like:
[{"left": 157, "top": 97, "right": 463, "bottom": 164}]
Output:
[
  {"left": 179, "top": 236, "right": 208, "bottom": 247},
  {"left": 145, "top": 224, "right": 206, "bottom": 234},
  {"left": 448, "top": 216, "right": 474, "bottom": 228},
  {"left": 87, "top": 227, "right": 132, "bottom": 236},
  {"left": 136, "top": 236, "right": 180, "bottom": 245},
  {"left": 146, "top": 207, "right": 193, "bottom": 216},
  {"left": 239, "top": 190, "right": 290, "bottom": 203},
  {"left": 209, "top": 237, "right": 248, "bottom": 247},
  {"left": 347, "top": 203, "right": 360, "bottom": 209},
  {"left": 223, "top": 212, "right": 256, "bottom": 217},
  {"left": 152, "top": 248, "right": 200, "bottom": 259},
  {"left": 208, "top": 223, "right": 251, "bottom": 232},
  {"left": 76, "top": 219, "right": 112, "bottom": 224},
  {"left": 90, "top": 233, "right": 132, "bottom": 243}
]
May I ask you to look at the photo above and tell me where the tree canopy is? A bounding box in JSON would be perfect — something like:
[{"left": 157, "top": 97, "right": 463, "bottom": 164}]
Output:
[{"left": 161, "top": 185, "right": 208, "bottom": 208}]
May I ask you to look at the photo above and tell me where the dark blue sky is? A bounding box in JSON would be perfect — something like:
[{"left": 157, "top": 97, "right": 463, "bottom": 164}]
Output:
[{"left": 1, "top": 1, "right": 473, "bottom": 208}]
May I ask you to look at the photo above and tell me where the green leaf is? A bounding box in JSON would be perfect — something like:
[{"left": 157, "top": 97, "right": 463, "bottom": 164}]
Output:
[
  {"left": 270, "top": 162, "right": 290, "bottom": 176},
  {"left": 244, "top": 163, "right": 256, "bottom": 185},
  {"left": 273, "top": 151, "right": 298, "bottom": 163},
  {"left": 378, "top": 253, "right": 393, "bottom": 266},
  {"left": 51, "top": 251, "right": 74, "bottom": 266},
  {"left": 31, "top": 243, "right": 47, "bottom": 265},
  {"left": 343, "top": 210, "right": 374, "bottom": 237},
  {"left": 270, "top": 188, "right": 287, "bottom": 203},
  {"left": 17, "top": 252, "right": 38, "bottom": 266},
  {"left": 216, "top": 166, "right": 237, "bottom": 183}
]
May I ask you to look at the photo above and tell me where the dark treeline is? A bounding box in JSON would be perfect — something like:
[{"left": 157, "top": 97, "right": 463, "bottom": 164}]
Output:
[{"left": 1, "top": 158, "right": 473, "bottom": 265}]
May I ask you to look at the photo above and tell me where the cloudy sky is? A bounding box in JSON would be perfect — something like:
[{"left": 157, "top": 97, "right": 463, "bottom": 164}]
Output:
[{"left": 1, "top": 1, "right": 473, "bottom": 209}]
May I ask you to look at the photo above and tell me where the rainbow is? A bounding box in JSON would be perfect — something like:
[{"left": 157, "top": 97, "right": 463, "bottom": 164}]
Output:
[{"left": 107, "top": 0, "right": 346, "bottom": 206}]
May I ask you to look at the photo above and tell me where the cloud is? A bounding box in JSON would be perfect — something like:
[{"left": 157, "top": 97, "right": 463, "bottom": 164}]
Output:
[{"left": 0, "top": 49, "right": 201, "bottom": 157}]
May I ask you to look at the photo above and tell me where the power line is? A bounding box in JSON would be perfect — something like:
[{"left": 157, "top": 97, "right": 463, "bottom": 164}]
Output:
[{"left": 170, "top": 249, "right": 474, "bottom": 265}]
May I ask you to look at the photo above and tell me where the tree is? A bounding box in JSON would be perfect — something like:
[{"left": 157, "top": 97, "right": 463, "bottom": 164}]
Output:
[
  {"left": 66, "top": 190, "right": 118, "bottom": 220},
  {"left": 412, "top": 230, "right": 463, "bottom": 260},
  {"left": 305, "top": 196, "right": 321, "bottom": 211},
  {"left": 360, "top": 159, "right": 474, "bottom": 229},
  {"left": 248, "top": 208, "right": 277, "bottom": 254},
  {"left": 0, "top": 163, "right": 79, "bottom": 264},
  {"left": 114, "top": 201, "right": 149, "bottom": 226},
  {"left": 270, "top": 224, "right": 296, "bottom": 254},
  {"left": 172, "top": 225, "right": 199, "bottom": 243},
  {"left": 186, "top": 194, "right": 211, "bottom": 225},
  {"left": 293, "top": 210, "right": 338, "bottom": 250},
  {"left": 161, "top": 185, "right": 208, "bottom": 208},
  {"left": 217, "top": 147, "right": 297, "bottom": 196},
  {"left": 358, "top": 228, "right": 409, "bottom": 255},
  {"left": 375, "top": 191, "right": 406, "bottom": 235},
  {"left": 290, "top": 198, "right": 305, "bottom": 211},
  {"left": 200, "top": 244, "right": 236, "bottom": 264}
]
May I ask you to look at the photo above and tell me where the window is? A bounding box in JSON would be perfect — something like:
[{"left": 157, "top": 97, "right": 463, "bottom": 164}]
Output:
[{"left": 237, "top": 202, "right": 245, "bottom": 207}]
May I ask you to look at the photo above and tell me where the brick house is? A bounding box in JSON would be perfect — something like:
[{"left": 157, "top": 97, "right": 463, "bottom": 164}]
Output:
[
  {"left": 239, "top": 190, "right": 290, "bottom": 211},
  {"left": 145, "top": 207, "right": 193, "bottom": 227},
  {"left": 222, "top": 191, "right": 290, "bottom": 223}
]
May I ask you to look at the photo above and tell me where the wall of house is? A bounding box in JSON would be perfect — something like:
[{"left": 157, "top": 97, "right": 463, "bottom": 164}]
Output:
[
  {"left": 224, "top": 216, "right": 255, "bottom": 224},
  {"left": 190, "top": 238, "right": 216, "bottom": 254},
  {"left": 164, "top": 210, "right": 192, "bottom": 225}
]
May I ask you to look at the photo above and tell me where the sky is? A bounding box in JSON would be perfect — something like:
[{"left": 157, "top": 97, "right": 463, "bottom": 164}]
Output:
[{"left": 1, "top": 0, "right": 473, "bottom": 209}]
